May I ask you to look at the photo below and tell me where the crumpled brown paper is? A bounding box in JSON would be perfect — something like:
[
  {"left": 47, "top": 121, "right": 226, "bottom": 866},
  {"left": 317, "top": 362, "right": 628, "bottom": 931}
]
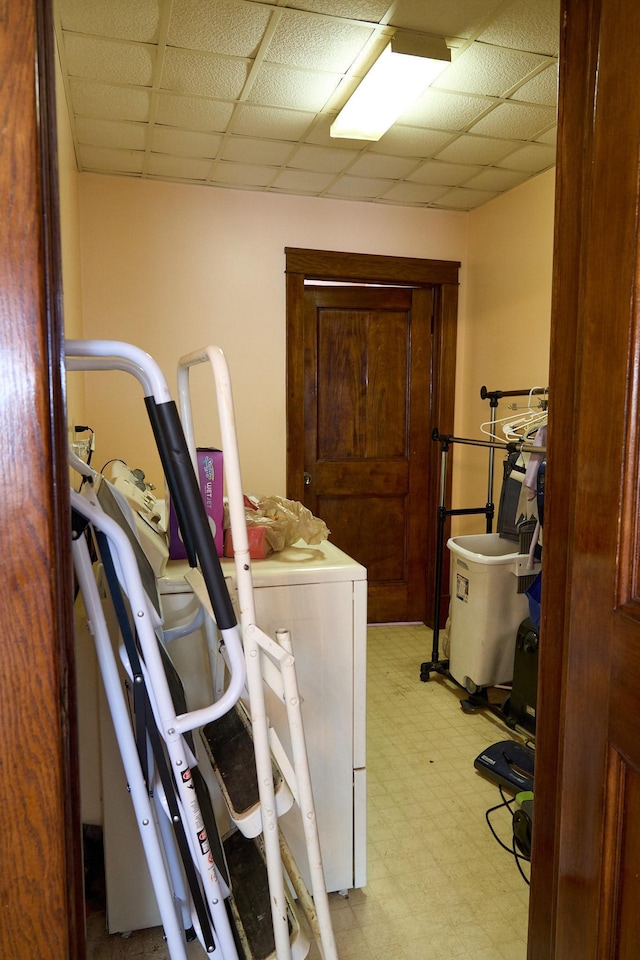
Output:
[{"left": 225, "top": 495, "right": 330, "bottom": 553}]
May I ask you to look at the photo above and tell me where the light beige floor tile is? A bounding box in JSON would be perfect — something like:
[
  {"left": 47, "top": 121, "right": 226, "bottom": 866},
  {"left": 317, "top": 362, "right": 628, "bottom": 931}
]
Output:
[{"left": 87, "top": 624, "right": 529, "bottom": 958}]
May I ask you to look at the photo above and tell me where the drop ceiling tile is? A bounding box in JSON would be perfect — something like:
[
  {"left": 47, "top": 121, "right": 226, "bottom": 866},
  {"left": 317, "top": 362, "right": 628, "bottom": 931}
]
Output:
[
  {"left": 510, "top": 62, "right": 558, "bottom": 106},
  {"left": 327, "top": 175, "right": 392, "bottom": 199},
  {"left": 231, "top": 104, "right": 315, "bottom": 139},
  {"left": 408, "top": 159, "right": 482, "bottom": 186},
  {"left": 463, "top": 166, "right": 530, "bottom": 192},
  {"left": 469, "top": 101, "right": 556, "bottom": 140},
  {"left": 435, "top": 134, "right": 516, "bottom": 165},
  {"left": 247, "top": 64, "right": 342, "bottom": 112},
  {"left": 266, "top": 11, "right": 373, "bottom": 72},
  {"left": 275, "top": 0, "right": 390, "bottom": 20},
  {"left": 63, "top": 34, "right": 155, "bottom": 86},
  {"left": 380, "top": 181, "right": 449, "bottom": 205},
  {"left": 161, "top": 49, "right": 250, "bottom": 100},
  {"left": 57, "top": 0, "right": 161, "bottom": 43},
  {"left": 288, "top": 143, "right": 358, "bottom": 173},
  {"left": 370, "top": 125, "right": 455, "bottom": 158},
  {"left": 151, "top": 126, "right": 223, "bottom": 158},
  {"left": 434, "top": 42, "right": 547, "bottom": 98},
  {"left": 477, "top": 0, "right": 560, "bottom": 57},
  {"left": 77, "top": 144, "right": 145, "bottom": 174},
  {"left": 434, "top": 186, "right": 498, "bottom": 209},
  {"left": 388, "top": 0, "right": 504, "bottom": 38},
  {"left": 167, "top": 0, "right": 271, "bottom": 57},
  {"left": 271, "top": 169, "right": 336, "bottom": 192},
  {"left": 75, "top": 117, "right": 148, "bottom": 150},
  {"left": 535, "top": 126, "right": 557, "bottom": 145},
  {"left": 399, "top": 89, "right": 492, "bottom": 131},
  {"left": 222, "top": 137, "right": 294, "bottom": 165},
  {"left": 147, "top": 154, "right": 212, "bottom": 180},
  {"left": 69, "top": 78, "right": 151, "bottom": 122},
  {"left": 211, "top": 161, "right": 276, "bottom": 187},
  {"left": 155, "top": 93, "right": 235, "bottom": 132},
  {"left": 495, "top": 142, "right": 557, "bottom": 172},
  {"left": 348, "top": 153, "right": 417, "bottom": 179}
]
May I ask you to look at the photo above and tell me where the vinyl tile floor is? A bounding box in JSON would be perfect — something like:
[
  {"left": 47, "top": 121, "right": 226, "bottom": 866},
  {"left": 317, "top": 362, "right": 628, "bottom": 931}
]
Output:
[{"left": 86, "top": 624, "right": 531, "bottom": 959}]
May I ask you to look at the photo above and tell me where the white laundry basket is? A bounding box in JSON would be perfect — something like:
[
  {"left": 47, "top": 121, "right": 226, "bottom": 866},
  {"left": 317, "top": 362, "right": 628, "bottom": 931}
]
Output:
[{"left": 447, "top": 533, "right": 530, "bottom": 693}]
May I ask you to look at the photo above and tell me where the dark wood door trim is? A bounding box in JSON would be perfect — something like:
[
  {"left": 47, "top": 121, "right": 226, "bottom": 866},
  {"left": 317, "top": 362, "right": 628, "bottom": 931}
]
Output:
[
  {"left": 529, "top": 1, "right": 640, "bottom": 957},
  {"left": 0, "top": 1, "right": 83, "bottom": 956},
  {"left": 285, "top": 247, "right": 459, "bottom": 626}
]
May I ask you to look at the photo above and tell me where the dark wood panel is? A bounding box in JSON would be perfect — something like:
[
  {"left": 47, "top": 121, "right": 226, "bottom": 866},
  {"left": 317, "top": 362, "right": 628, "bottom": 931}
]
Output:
[
  {"left": 530, "top": 1, "right": 640, "bottom": 958},
  {"left": 615, "top": 762, "right": 640, "bottom": 958},
  {"left": 317, "top": 309, "right": 409, "bottom": 459},
  {"left": 0, "top": 1, "right": 82, "bottom": 957},
  {"left": 315, "top": 459, "right": 409, "bottom": 495},
  {"left": 319, "top": 495, "right": 407, "bottom": 582},
  {"left": 285, "top": 247, "right": 460, "bottom": 285}
]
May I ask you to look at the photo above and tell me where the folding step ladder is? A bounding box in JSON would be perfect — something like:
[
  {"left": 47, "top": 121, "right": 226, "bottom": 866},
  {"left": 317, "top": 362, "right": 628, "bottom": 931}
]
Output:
[{"left": 66, "top": 340, "right": 337, "bottom": 960}]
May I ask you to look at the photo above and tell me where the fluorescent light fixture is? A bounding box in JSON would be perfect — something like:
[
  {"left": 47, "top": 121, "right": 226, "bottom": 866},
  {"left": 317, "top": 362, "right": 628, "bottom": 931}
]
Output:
[{"left": 330, "top": 33, "right": 451, "bottom": 142}]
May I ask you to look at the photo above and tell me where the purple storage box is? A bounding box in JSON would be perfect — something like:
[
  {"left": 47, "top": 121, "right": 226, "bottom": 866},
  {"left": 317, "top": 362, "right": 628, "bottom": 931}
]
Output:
[{"left": 168, "top": 448, "right": 224, "bottom": 559}]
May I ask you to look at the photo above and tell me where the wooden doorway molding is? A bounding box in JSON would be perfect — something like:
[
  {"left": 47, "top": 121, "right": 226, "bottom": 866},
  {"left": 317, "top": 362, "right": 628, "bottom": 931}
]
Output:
[{"left": 285, "top": 247, "right": 459, "bottom": 626}]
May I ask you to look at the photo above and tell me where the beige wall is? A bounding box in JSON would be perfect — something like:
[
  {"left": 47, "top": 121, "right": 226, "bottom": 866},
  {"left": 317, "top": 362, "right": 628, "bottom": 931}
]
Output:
[
  {"left": 452, "top": 168, "right": 555, "bottom": 535},
  {"left": 56, "top": 52, "right": 85, "bottom": 430},
  {"left": 66, "top": 162, "right": 554, "bottom": 530},
  {"left": 76, "top": 175, "right": 469, "bottom": 493}
]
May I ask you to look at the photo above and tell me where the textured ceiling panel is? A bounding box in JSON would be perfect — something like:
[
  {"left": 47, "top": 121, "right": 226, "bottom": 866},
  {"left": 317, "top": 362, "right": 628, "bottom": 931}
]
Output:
[
  {"left": 399, "top": 89, "right": 492, "bottom": 130},
  {"left": 231, "top": 104, "right": 316, "bottom": 138},
  {"left": 348, "top": 152, "right": 418, "bottom": 178},
  {"left": 408, "top": 159, "right": 483, "bottom": 186},
  {"left": 55, "top": 0, "right": 560, "bottom": 210},
  {"left": 469, "top": 101, "right": 556, "bottom": 139},
  {"left": 435, "top": 134, "right": 517, "bottom": 165},
  {"left": 166, "top": 0, "right": 271, "bottom": 56},
  {"left": 435, "top": 42, "right": 546, "bottom": 97},
  {"left": 511, "top": 63, "right": 559, "bottom": 106},
  {"left": 495, "top": 141, "right": 557, "bottom": 171},
  {"left": 69, "top": 78, "right": 151, "bottom": 122},
  {"left": 63, "top": 35, "right": 156, "bottom": 86},
  {"left": 155, "top": 93, "right": 235, "bottom": 132},
  {"left": 161, "top": 49, "right": 250, "bottom": 99},
  {"left": 389, "top": 0, "right": 505, "bottom": 37},
  {"left": 151, "top": 126, "right": 223, "bottom": 158},
  {"left": 246, "top": 63, "right": 343, "bottom": 111},
  {"left": 78, "top": 144, "right": 145, "bottom": 174},
  {"left": 221, "top": 136, "right": 294, "bottom": 165},
  {"left": 147, "top": 154, "right": 213, "bottom": 179},
  {"left": 288, "top": 143, "right": 359, "bottom": 173},
  {"left": 75, "top": 117, "right": 148, "bottom": 151},
  {"left": 57, "top": 0, "right": 161, "bottom": 43},
  {"left": 478, "top": 0, "right": 560, "bottom": 56},
  {"left": 266, "top": 0, "right": 390, "bottom": 21},
  {"left": 267, "top": 11, "right": 375, "bottom": 72}
]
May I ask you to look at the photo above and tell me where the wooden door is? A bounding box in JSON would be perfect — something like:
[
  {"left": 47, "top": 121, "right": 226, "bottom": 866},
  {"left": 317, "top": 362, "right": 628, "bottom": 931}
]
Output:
[
  {"left": 529, "top": 0, "right": 640, "bottom": 956},
  {"left": 286, "top": 248, "right": 459, "bottom": 627},
  {"left": 0, "top": 0, "right": 84, "bottom": 957},
  {"left": 302, "top": 284, "right": 432, "bottom": 624}
]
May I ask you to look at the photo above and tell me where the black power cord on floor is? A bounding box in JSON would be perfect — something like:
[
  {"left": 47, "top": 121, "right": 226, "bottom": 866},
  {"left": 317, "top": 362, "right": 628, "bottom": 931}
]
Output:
[{"left": 485, "top": 785, "right": 531, "bottom": 886}]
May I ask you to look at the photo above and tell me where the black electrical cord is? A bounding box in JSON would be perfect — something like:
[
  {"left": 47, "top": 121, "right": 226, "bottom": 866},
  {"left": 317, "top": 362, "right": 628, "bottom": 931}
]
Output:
[{"left": 485, "top": 785, "right": 531, "bottom": 886}]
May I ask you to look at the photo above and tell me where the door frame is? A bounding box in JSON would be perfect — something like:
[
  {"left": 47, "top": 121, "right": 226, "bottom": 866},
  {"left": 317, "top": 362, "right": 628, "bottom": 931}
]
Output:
[
  {"left": 285, "top": 247, "right": 460, "bottom": 626},
  {"left": 0, "top": 0, "right": 84, "bottom": 957}
]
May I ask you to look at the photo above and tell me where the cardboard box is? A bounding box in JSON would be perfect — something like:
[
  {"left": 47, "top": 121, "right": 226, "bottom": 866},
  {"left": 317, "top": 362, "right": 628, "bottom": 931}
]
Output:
[{"left": 168, "top": 448, "right": 224, "bottom": 559}]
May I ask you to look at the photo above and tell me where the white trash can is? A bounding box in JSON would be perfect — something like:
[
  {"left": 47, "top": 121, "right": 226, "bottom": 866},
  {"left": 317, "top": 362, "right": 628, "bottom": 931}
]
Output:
[{"left": 447, "top": 533, "right": 530, "bottom": 693}]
